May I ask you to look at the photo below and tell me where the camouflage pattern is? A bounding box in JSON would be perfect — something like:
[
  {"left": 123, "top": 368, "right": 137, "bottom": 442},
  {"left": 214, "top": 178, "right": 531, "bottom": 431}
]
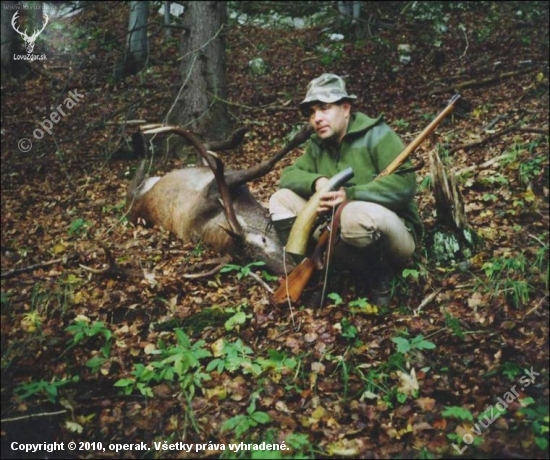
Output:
[{"left": 299, "top": 73, "right": 357, "bottom": 114}]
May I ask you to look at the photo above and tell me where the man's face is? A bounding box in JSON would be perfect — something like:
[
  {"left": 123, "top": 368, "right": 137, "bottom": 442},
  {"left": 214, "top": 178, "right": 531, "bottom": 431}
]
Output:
[{"left": 307, "top": 102, "right": 351, "bottom": 143}]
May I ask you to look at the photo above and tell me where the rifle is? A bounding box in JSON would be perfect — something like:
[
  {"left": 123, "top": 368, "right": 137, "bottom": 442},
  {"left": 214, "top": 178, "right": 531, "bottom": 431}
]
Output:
[{"left": 273, "top": 94, "right": 461, "bottom": 305}]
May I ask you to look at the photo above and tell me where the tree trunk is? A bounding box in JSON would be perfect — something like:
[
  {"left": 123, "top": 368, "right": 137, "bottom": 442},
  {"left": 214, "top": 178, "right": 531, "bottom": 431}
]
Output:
[
  {"left": 168, "top": 1, "right": 232, "bottom": 142},
  {"left": 164, "top": 1, "right": 171, "bottom": 40},
  {"left": 429, "top": 149, "right": 468, "bottom": 231},
  {"left": 114, "top": 1, "right": 149, "bottom": 81},
  {"left": 336, "top": 1, "right": 363, "bottom": 39},
  {"left": 128, "top": 1, "right": 149, "bottom": 69},
  {"left": 428, "top": 149, "right": 480, "bottom": 262}
]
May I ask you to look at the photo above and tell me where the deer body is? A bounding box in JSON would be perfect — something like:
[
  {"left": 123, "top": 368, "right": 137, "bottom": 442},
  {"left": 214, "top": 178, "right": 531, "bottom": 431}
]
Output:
[
  {"left": 127, "top": 124, "right": 312, "bottom": 276},
  {"left": 128, "top": 164, "right": 287, "bottom": 275}
]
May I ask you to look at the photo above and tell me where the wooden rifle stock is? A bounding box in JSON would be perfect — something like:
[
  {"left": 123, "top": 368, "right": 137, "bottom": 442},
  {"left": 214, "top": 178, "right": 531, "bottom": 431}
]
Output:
[
  {"left": 273, "top": 94, "right": 461, "bottom": 306},
  {"left": 272, "top": 230, "right": 330, "bottom": 305}
]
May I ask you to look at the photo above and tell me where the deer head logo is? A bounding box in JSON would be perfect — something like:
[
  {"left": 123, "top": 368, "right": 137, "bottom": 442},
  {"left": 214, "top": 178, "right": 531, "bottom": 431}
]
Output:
[{"left": 11, "top": 11, "right": 49, "bottom": 54}]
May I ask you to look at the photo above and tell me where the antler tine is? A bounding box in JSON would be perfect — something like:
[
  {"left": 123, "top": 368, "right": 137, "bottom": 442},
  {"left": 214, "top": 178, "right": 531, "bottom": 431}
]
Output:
[
  {"left": 30, "top": 13, "right": 48, "bottom": 39},
  {"left": 11, "top": 11, "right": 26, "bottom": 37},
  {"left": 224, "top": 124, "right": 313, "bottom": 190},
  {"left": 142, "top": 125, "right": 243, "bottom": 236}
]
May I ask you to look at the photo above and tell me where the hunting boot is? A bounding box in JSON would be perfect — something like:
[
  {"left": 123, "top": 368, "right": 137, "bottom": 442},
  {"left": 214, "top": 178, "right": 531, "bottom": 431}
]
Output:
[
  {"left": 367, "top": 238, "right": 394, "bottom": 307},
  {"left": 272, "top": 216, "right": 295, "bottom": 244},
  {"left": 328, "top": 236, "right": 394, "bottom": 306},
  {"left": 272, "top": 216, "right": 304, "bottom": 264}
]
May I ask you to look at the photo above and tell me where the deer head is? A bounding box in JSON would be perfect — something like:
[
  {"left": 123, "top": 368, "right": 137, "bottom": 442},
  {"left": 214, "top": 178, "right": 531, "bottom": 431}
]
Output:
[{"left": 12, "top": 11, "right": 49, "bottom": 54}]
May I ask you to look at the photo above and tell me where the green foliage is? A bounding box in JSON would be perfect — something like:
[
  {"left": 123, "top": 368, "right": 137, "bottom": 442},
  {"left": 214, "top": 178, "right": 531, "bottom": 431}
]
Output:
[
  {"left": 68, "top": 218, "right": 91, "bottom": 237},
  {"left": 222, "top": 393, "right": 271, "bottom": 438},
  {"left": 331, "top": 352, "right": 351, "bottom": 398},
  {"left": 442, "top": 406, "right": 474, "bottom": 422},
  {"left": 115, "top": 329, "right": 212, "bottom": 401},
  {"left": 319, "top": 42, "right": 344, "bottom": 66},
  {"left": 207, "top": 339, "right": 261, "bottom": 376},
  {"left": 416, "top": 447, "right": 436, "bottom": 459},
  {"left": 284, "top": 433, "right": 315, "bottom": 459},
  {"left": 15, "top": 376, "right": 79, "bottom": 403},
  {"left": 478, "top": 173, "right": 509, "bottom": 187},
  {"left": 255, "top": 349, "right": 298, "bottom": 373},
  {"left": 430, "top": 231, "right": 461, "bottom": 263},
  {"left": 191, "top": 242, "right": 206, "bottom": 257},
  {"left": 327, "top": 292, "right": 344, "bottom": 306},
  {"left": 224, "top": 302, "right": 252, "bottom": 331},
  {"left": 221, "top": 261, "right": 266, "bottom": 279},
  {"left": 1, "top": 291, "right": 10, "bottom": 308},
  {"left": 520, "top": 397, "right": 549, "bottom": 451},
  {"left": 392, "top": 119, "right": 410, "bottom": 129},
  {"left": 519, "top": 155, "right": 546, "bottom": 187},
  {"left": 391, "top": 334, "right": 436, "bottom": 354},
  {"left": 501, "top": 361, "right": 523, "bottom": 381},
  {"left": 340, "top": 318, "right": 358, "bottom": 339},
  {"left": 443, "top": 309, "right": 465, "bottom": 340},
  {"left": 481, "top": 253, "right": 533, "bottom": 307},
  {"left": 66, "top": 319, "right": 112, "bottom": 346},
  {"left": 65, "top": 319, "right": 113, "bottom": 372},
  {"left": 482, "top": 193, "right": 498, "bottom": 202},
  {"left": 418, "top": 174, "right": 432, "bottom": 192},
  {"left": 101, "top": 200, "right": 125, "bottom": 214},
  {"left": 348, "top": 297, "right": 378, "bottom": 315}
]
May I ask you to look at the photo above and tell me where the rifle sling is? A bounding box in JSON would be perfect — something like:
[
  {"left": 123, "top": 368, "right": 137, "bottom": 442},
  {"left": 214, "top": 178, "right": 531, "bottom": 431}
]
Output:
[{"left": 312, "top": 199, "right": 352, "bottom": 270}]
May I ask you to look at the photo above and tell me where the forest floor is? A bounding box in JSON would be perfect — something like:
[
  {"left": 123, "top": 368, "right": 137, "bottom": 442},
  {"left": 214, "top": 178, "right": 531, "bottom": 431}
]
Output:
[{"left": 1, "top": 2, "right": 549, "bottom": 459}]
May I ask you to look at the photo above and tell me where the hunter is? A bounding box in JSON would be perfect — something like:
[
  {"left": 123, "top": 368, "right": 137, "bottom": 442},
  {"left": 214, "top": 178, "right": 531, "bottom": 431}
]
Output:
[{"left": 269, "top": 73, "right": 423, "bottom": 306}]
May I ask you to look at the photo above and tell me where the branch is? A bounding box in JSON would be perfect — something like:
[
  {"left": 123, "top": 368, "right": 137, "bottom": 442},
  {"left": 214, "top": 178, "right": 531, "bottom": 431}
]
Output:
[
  {"left": 79, "top": 244, "right": 140, "bottom": 279},
  {"left": 182, "top": 255, "right": 232, "bottom": 279},
  {"left": 449, "top": 125, "right": 548, "bottom": 155},
  {"left": 455, "top": 152, "right": 514, "bottom": 176},
  {"left": 1, "top": 254, "right": 79, "bottom": 280},
  {"left": 1, "top": 410, "right": 67, "bottom": 423},
  {"left": 422, "top": 68, "right": 537, "bottom": 96}
]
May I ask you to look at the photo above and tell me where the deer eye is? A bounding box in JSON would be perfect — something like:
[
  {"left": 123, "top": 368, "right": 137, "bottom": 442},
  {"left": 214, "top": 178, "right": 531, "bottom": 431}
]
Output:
[{"left": 262, "top": 237, "right": 267, "bottom": 244}]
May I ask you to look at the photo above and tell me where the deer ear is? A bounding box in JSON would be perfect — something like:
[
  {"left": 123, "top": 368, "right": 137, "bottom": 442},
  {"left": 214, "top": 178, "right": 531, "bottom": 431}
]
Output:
[{"left": 219, "top": 224, "right": 242, "bottom": 241}]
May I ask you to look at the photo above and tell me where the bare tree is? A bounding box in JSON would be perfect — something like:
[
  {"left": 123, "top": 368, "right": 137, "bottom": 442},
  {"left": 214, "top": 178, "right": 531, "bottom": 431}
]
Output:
[{"left": 167, "top": 1, "right": 232, "bottom": 142}]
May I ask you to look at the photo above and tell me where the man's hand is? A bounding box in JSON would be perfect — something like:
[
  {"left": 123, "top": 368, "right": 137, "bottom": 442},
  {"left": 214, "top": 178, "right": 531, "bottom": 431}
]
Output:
[{"left": 315, "top": 177, "right": 346, "bottom": 213}]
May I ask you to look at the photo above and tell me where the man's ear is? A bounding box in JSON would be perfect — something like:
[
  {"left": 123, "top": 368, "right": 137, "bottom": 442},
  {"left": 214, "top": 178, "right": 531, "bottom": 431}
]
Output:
[{"left": 341, "top": 102, "right": 352, "bottom": 116}]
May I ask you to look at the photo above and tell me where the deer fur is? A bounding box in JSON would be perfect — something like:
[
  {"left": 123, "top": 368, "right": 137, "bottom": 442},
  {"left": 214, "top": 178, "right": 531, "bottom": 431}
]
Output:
[{"left": 126, "top": 125, "right": 312, "bottom": 276}]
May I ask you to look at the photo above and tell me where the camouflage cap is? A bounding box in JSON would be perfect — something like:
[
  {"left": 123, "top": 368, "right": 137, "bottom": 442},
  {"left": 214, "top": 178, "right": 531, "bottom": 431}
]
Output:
[{"left": 299, "top": 73, "right": 357, "bottom": 114}]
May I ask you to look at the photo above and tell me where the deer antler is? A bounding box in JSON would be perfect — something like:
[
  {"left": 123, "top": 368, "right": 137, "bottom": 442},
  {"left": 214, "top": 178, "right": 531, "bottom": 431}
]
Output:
[
  {"left": 140, "top": 125, "right": 244, "bottom": 237},
  {"left": 224, "top": 124, "right": 313, "bottom": 190},
  {"left": 11, "top": 12, "right": 26, "bottom": 38}
]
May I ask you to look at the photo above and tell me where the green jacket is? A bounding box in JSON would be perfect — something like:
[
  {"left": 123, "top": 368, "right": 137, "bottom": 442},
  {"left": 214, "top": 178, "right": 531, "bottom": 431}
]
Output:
[{"left": 279, "top": 112, "right": 423, "bottom": 242}]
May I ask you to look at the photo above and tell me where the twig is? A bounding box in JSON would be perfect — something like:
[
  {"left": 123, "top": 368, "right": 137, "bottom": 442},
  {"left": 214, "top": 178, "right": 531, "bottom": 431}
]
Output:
[
  {"left": 105, "top": 120, "right": 147, "bottom": 125},
  {"left": 1, "top": 254, "right": 79, "bottom": 280},
  {"left": 527, "top": 233, "right": 547, "bottom": 247},
  {"left": 182, "top": 256, "right": 232, "bottom": 279},
  {"left": 1, "top": 410, "right": 67, "bottom": 423},
  {"left": 480, "top": 114, "right": 508, "bottom": 133},
  {"left": 248, "top": 271, "right": 274, "bottom": 294},
  {"left": 413, "top": 288, "right": 442, "bottom": 315},
  {"left": 455, "top": 152, "right": 514, "bottom": 176},
  {"left": 523, "top": 295, "right": 548, "bottom": 319},
  {"left": 80, "top": 243, "right": 139, "bottom": 278},
  {"left": 460, "top": 26, "right": 469, "bottom": 59}
]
